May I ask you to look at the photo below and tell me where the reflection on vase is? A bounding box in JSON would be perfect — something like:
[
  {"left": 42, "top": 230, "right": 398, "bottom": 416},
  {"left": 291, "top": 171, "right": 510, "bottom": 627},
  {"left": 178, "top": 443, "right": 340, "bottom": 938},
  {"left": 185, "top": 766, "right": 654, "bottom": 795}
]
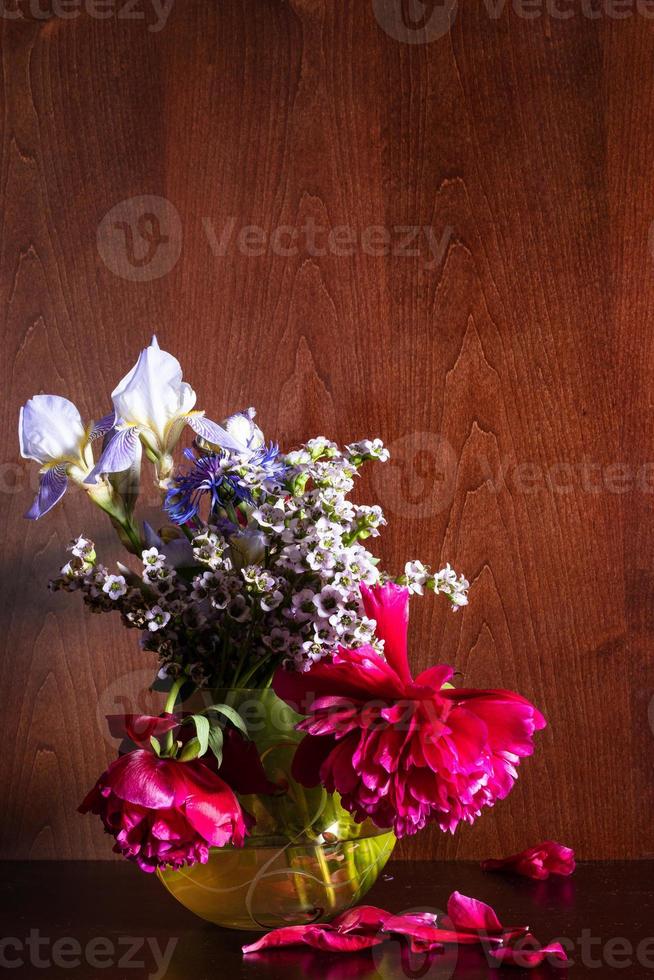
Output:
[{"left": 159, "top": 832, "right": 395, "bottom": 930}]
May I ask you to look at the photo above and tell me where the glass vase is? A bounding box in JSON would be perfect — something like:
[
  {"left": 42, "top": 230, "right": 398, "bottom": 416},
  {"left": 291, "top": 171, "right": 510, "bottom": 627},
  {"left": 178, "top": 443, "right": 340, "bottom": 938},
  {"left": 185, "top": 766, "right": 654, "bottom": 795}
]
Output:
[{"left": 157, "top": 687, "right": 395, "bottom": 930}]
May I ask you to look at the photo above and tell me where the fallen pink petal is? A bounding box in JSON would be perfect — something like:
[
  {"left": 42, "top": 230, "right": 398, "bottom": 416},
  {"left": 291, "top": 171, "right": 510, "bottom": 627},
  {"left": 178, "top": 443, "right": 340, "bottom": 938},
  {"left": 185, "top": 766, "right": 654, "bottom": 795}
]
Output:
[
  {"left": 442, "top": 890, "right": 529, "bottom": 944},
  {"left": 446, "top": 890, "right": 504, "bottom": 932},
  {"left": 382, "top": 912, "right": 502, "bottom": 947},
  {"left": 490, "top": 936, "right": 571, "bottom": 968},
  {"left": 242, "top": 893, "right": 534, "bottom": 957},
  {"left": 482, "top": 841, "right": 576, "bottom": 880}
]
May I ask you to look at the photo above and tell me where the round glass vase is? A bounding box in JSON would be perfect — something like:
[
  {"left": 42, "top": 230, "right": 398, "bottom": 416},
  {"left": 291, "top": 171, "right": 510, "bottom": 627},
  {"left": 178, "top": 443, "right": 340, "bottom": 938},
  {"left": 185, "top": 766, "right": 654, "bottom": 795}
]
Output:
[{"left": 157, "top": 687, "right": 395, "bottom": 930}]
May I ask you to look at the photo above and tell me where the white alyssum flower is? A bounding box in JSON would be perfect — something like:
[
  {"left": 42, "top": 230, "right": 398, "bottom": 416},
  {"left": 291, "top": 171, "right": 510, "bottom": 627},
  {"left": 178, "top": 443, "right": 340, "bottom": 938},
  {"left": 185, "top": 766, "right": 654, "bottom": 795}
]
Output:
[
  {"left": 192, "top": 528, "right": 226, "bottom": 569},
  {"left": 346, "top": 438, "right": 390, "bottom": 462},
  {"left": 404, "top": 560, "right": 429, "bottom": 594},
  {"left": 252, "top": 505, "right": 287, "bottom": 532},
  {"left": 305, "top": 548, "right": 337, "bottom": 573},
  {"left": 431, "top": 563, "right": 470, "bottom": 609},
  {"left": 241, "top": 566, "right": 276, "bottom": 592},
  {"left": 102, "top": 574, "right": 127, "bottom": 599},
  {"left": 145, "top": 605, "right": 171, "bottom": 631},
  {"left": 228, "top": 595, "right": 251, "bottom": 622},
  {"left": 68, "top": 536, "right": 96, "bottom": 560},
  {"left": 142, "top": 547, "right": 165, "bottom": 568},
  {"left": 313, "top": 586, "right": 346, "bottom": 618},
  {"left": 263, "top": 627, "right": 291, "bottom": 651},
  {"left": 260, "top": 590, "right": 284, "bottom": 612}
]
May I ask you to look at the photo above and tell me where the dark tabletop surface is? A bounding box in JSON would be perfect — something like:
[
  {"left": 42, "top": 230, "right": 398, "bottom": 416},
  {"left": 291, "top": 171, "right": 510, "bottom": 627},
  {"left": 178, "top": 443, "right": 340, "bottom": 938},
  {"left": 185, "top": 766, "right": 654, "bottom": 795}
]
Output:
[{"left": 1, "top": 860, "right": 653, "bottom": 978}]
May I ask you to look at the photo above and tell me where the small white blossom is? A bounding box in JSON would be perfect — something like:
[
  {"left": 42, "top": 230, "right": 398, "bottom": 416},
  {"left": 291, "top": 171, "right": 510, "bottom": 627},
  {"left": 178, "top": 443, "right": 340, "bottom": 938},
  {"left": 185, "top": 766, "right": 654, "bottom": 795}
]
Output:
[
  {"left": 145, "top": 605, "right": 171, "bottom": 631},
  {"left": 305, "top": 548, "right": 337, "bottom": 573},
  {"left": 431, "top": 564, "right": 470, "bottom": 610},
  {"left": 228, "top": 594, "right": 251, "bottom": 622},
  {"left": 285, "top": 449, "right": 312, "bottom": 467},
  {"left": 263, "top": 627, "right": 291, "bottom": 651},
  {"left": 305, "top": 437, "right": 339, "bottom": 459},
  {"left": 328, "top": 608, "right": 358, "bottom": 635},
  {"left": 279, "top": 544, "right": 306, "bottom": 574},
  {"left": 251, "top": 505, "right": 287, "bottom": 532},
  {"left": 192, "top": 528, "right": 226, "bottom": 569},
  {"left": 313, "top": 586, "right": 345, "bottom": 618},
  {"left": 142, "top": 547, "right": 165, "bottom": 569},
  {"left": 241, "top": 566, "right": 277, "bottom": 593},
  {"left": 404, "top": 560, "right": 429, "bottom": 595},
  {"left": 102, "top": 574, "right": 127, "bottom": 599},
  {"left": 345, "top": 438, "right": 389, "bottom": 462},
  {"left": 68, "top": 536, "right": 95, "bottom": 560},
  {"left": 260, "top": 590, "right": 284, "bottom": 612}
]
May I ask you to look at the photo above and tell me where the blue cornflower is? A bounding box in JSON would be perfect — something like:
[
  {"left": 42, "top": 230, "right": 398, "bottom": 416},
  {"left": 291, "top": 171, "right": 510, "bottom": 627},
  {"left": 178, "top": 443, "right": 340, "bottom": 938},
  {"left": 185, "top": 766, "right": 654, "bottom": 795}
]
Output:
[
  {"left": 249, "top": 442, "right": 288, "bottom": 485},
  {"left": 165, "top": 449, "right": 251, "bottom": 525}
]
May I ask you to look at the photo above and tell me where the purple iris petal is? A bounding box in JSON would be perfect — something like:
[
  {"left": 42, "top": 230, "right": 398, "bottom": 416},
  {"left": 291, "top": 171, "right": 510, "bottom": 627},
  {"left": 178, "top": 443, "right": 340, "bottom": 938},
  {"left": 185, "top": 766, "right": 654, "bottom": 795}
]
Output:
[
  {"left": 85, "top": 427, "right": 141, "bottom": 484},
  {"left": 90, "top": 411, "right": 116, "bottom": 440},
  {"left": 186, "top": 415, "right": 248, "bottom": 452},
  {"left": 25, "top": 466, "right": 68, "bottom": 519}
]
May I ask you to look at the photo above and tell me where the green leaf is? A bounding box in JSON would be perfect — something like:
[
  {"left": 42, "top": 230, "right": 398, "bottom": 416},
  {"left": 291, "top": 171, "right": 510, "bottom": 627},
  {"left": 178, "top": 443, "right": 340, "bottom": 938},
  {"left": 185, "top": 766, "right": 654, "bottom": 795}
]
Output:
[
  {"left": 204, "top": 703, "right": 249, "bottom": 736},
  {"left": 191, "top": 714, "right": 210, "bottom": 757},
  {"left": 150, "top": 736, "right": 161, "bottom": 756},
  {"left": 178, "top": 737, "right": 201, "bottom": 762},
  {"left": 207, "top": 725, "right": 224, "bottom": 767}
]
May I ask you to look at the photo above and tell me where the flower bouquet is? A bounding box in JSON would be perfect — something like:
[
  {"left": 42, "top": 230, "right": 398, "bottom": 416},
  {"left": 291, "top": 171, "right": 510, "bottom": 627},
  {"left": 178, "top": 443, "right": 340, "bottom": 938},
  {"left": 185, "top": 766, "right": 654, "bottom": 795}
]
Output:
[{"left": 20, "top": 338, "right": 545, "bottom": 931}]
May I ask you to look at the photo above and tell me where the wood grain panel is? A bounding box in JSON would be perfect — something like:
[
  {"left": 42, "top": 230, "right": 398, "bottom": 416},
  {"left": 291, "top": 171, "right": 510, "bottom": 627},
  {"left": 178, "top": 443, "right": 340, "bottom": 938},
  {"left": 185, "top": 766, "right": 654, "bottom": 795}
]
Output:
[{"left": 1, "top": 0, "right": 652, "bottom": 860}]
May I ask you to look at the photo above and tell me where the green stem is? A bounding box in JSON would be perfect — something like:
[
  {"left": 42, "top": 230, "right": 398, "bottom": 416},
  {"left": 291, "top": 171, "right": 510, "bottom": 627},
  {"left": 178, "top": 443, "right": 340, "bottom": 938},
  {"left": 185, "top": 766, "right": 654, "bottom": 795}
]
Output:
[
  {"left": 163, "top": 677, "right": 187, "bottom": 756},
  {"left": 344, "top": 841, "right": 360, "bottom": 899},
  {"left": 225, "top": 501, "right": 239, "bottom": 526},
  {"left": 113, "top": 516, "right": 142, "bottom": 555},
  {"left": 164, "top": 676, "right": 186, "bottom": 714},
  {"left": 314, "top": 844, "right": 337, "bottom": 911},
  {"left": 230, "top": 644, "right": 251, "bottom": 688},
  {"left": 287, "top": 849, "right": 311, "bottom": 911},
  {"left": 236, "top": 649, "right": 277, "bottom": 689},
  {"left": 87, "top": 483, "right": 142, "bottom": 554}
]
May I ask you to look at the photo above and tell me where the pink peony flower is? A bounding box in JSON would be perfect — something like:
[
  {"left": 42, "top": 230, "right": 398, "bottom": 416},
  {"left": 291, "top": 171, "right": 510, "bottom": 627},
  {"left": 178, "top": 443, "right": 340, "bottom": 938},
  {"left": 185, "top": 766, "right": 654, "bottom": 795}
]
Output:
[
  {"left": 482, "top": 840, "right": 575, "bottom": 880},
  {"left": 79, "top": 748, "right": 250, "bottom": 872},
  {"left": 273, "top": 582, "right": 546, "bottom": 838}
]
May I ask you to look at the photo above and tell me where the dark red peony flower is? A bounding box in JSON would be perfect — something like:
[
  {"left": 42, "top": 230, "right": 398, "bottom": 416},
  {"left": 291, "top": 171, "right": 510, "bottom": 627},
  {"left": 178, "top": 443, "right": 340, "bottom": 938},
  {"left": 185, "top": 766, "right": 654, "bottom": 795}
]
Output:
[
  {"left": 79, "top": 748, "right": 250, "bottom": 872},
  {"left": 273, "top": 582, "right": 546, "bottom": 838},
  {"left": 482, "top": 840, "right": 575, "bottom": 880}
]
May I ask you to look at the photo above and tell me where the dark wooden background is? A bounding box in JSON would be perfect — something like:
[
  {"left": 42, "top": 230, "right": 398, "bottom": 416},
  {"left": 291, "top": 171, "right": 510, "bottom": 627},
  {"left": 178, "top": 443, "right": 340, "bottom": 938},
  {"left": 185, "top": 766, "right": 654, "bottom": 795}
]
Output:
[{"left": 1, "top": 0, "right": 653, "bottom": 862}]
